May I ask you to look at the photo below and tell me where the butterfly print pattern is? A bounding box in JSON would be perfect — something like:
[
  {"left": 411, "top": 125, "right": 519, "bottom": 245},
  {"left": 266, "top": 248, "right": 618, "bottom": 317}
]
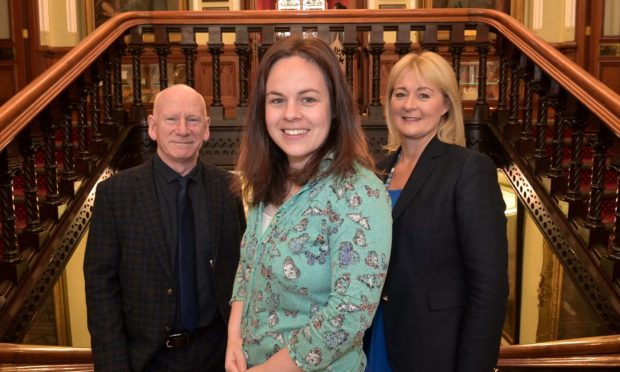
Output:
[{"left": 231, "top": 161, "right": 392, "bottom": 371}]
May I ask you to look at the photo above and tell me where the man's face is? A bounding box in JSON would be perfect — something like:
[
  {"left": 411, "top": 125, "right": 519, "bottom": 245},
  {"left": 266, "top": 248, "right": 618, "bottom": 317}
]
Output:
[{"left": 148, "top": 86, "right": 210, "bottom": 174}]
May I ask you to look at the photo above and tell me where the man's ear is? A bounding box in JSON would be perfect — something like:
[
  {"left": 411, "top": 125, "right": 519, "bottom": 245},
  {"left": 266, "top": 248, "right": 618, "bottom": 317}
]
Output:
[{"left": 147, "top": 115, "right": 157, "bottom": 141}]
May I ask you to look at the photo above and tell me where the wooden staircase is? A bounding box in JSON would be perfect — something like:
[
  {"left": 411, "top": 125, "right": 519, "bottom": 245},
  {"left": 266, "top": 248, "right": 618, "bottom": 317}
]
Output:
[{"left": 0, "top": 8, "right": 619, "bottom": 368}]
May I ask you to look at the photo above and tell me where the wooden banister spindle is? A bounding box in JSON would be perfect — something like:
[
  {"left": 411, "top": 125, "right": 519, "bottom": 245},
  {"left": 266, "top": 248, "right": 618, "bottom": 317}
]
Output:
[
  {"left": 60, "top": 95, "right": 77, "bottom": 189},
  {"left": 518, "top": 57, "right": 535, "bottom": 155},
  {"left": 562, "top": 101, "right": 587, "bottom": 206},
  {"left": 40, "top": 105, "right": 63, "bottom": 220},
  {"left": 533, "top": 67, "right": 549, "bottom": 173},
  {"left": 76, "top": 78, "right": 92, "bottom": 174},
  {"left": 113, "top": 40, "right": 125, "bottom": 125},
  {"left": 18, "top": 128, "right": 44, "bottom": 238},
  {"left": 0, "top": 150, "right": 27, "bottom": 283},
  {"left": 258, "top": 26, "right": 275, "bottom": 62},
  {"left": 90, "top": 63, "right": 105, "bottom": 155},
  {"left": 181, "top": 26, "right": 197, "bottom": 88},
  {"left": 394, "top": 24, "right": 412, "bottom": 58},
  {"left": 154, "top": 25, "right": 170, "bottom": 90},
  {"left": 473, "top": 24, "right": 490, "bottom": 122},
  {"left": 422, "top": 24, "right": 439, "bottom": 52},
  {"left": 584, "top": 125, "right": 612, "bottom": 230},
  {"left": 368, "top": 24, "right": 384, "bottom": 120},
  {"left": 317, "top": 25, "right": 330, "bottom": 42},
  {"left": 102, "top": 54, "right": 115, "bottom": 136},
  {"left": 495, "top": 37, "right": 510, "bottom": 121},
  {"left": 128, "top": 27, "right": 145, "bottom": 126},
  {"left": 342, "top": 25, "right": 357, "bottom": 89},
  {"left": 235, "top": 26, "right": 251, "bottom": 116},
  {"left": 546, "top": 83, "right": 567, "bottom": 194},
  {"left": 449, "top": 23, "right": 465, "bottom": 83},
  {"left": 608, "top": 159, "right": 620, "bottom": 260},
  {"left": 506, "top": 51, "right": 522, "bottom": 137},
  {"left": 208, "top": 26, "right": 224, "bottom": 121}
]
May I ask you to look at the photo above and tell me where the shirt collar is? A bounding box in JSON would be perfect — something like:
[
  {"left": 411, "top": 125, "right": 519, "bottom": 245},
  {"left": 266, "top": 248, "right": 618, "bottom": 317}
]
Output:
[{"left": 153, "top": 154, "right": 201, "bottom": 184}]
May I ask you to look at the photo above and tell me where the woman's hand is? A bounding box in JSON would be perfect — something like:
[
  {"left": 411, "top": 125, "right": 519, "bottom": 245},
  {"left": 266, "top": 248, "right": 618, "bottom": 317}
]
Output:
[
  {"left": 225, "top": 334, "right": 247, "bottom": 372},
  {"left": 226, "top": 301, "right": 247, "bottom": 372}
]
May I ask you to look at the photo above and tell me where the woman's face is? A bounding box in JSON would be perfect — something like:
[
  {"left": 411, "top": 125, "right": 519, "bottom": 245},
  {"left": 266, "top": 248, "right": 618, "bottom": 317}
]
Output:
[
  {"left": 389, "top": 69, "right": 449, "bottom": 146},
  {"left": 265, "top": 56, "right": 332, "bottom": 171}
]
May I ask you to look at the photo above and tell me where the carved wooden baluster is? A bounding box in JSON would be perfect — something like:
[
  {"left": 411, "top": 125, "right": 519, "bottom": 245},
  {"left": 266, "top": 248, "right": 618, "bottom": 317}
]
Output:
[
  {"left": 18, "top": 127, "right": 46, "bottom": 250},
  {"left": 422, "top": 24, "right": 439, "bottom": 52},
  {"left": 76, "top": 77, "right": 92, "bottom": 174},
  {"left": 0, "top": 150, "right": 26, "bottom": 283},
  {"left": 608, "top": 159, "right": 620, "bottom": 260},
  {"left": 128, "top": 27, "right": 145, "bottom": 126},
  {"left": 342, "top": 25, "right": 358, "bottom": 89},
  {"left": 60, "top": 93, "right": 78, "bottom": 194},
  {"left": 449, "top": 23, "right": 465, "bottom": 83},
  {"left": 546, "top": 83, "right": 567, "bottom": 194},
  {"left": 154, "top": 25, "right": 170, "bottom": 90},
  {"left": 181, "top": 26, "right": 197, "bottom": 88},
  {"left": 562, "top": 100, "right": 588, "bottom": 207},
  {"left": 494, "top": 36, "right": 510, "bottom": 124},
  {"left": 584, "top": 125, "right": 612, "bottom": 230},
  {"left": 259, "top": 26, "right": 275, "bottom": 62},
  {"left": 317, "top": 25, "right": 330, "bottom": 43},
  {"left": 532, "top": 67, "right": 549, "bottom": 174},
  {"left": 90, "top": 63, "right": 105, "bottom": 155},
  {"left": 517, "top": 57, "right": 535, "bottom": 155},
  {"left": 394, "top": 24, "right": 412, "bottom": 58},
  {"left": 113, "top": 39, "right": 125, "bottom": 125},
  {"left": 102, "top": 54, "right": 116, "bottom": 137},
  {"left": 208, "top": 26, "right": 224, "bottom": 121},
  {"left": 368, "top": 24, "right": 384, "bottom": 120},
  {"left": 505, "top": 51, "right": 522, "bottom": 137},
  {"left": 473, "top": 24, "right": 490, "bottom": 122},
  {"left": 235, "top": 26, "right": 251, "bottom": 116},
  {"left": 40, "top": 105, "right": 62, "bottom": 220}
]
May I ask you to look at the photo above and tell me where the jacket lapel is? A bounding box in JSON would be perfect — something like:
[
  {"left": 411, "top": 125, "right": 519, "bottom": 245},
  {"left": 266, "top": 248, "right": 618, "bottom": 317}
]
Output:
[
  {"left": 134, "top": 159, "right": 174, "bottom": 279},
  {"left": 392, "top": 137, "right": 446, "bottom": 221}
]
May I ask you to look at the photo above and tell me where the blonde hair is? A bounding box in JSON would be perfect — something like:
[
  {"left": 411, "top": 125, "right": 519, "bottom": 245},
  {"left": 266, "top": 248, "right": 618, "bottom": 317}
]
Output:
[{"left": 384, "top": 51, "right": 465, "bottom": 152}]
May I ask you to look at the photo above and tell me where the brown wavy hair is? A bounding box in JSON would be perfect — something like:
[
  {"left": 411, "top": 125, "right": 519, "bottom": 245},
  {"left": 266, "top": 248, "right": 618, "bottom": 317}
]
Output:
[{"left": 235, "top": 36, "right": 375, "bottom": 207}]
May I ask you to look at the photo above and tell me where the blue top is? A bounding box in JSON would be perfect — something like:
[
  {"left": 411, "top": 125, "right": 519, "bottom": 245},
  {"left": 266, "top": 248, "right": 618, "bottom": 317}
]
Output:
[
  {"left": 365, "top": 189, "right": 401, "bottom": 372},
  {"left": 232, "top": 156, "right": 393, "bottom": 371}
]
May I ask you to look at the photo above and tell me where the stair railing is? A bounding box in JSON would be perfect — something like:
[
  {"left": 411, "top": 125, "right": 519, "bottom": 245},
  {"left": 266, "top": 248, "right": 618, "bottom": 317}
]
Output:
[{"left": 0, "top": 9, "right": 619, "bottom": 343}]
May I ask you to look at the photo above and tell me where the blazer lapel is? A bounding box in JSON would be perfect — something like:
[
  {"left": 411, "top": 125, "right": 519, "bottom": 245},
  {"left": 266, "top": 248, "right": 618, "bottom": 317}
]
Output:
[
  {"left": 392, "top": 137, "right": 446, "bottom": 221},
  {"left": 134, "top": 160, "right": 174, "bottom": 279}
]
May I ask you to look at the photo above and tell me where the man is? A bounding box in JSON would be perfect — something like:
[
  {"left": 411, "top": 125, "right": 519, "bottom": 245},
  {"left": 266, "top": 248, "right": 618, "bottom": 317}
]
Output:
[{"left": 84, "top": 84, "right": 245, "bottom": 371}]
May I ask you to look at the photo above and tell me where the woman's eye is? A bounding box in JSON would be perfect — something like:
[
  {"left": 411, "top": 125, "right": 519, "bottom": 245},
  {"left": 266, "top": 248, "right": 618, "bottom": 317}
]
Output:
[
  {"left": 393, "top": 92, "right": 407, "bottom": 99},
  {"left": 268, "top": 98, "right": 284, "bottom": 105},
  {"left": 301, "top": 97, "right": 317, "bottom": 104},
  {"left": 418, "top": 93, "right": 430, "bottom": 99}
]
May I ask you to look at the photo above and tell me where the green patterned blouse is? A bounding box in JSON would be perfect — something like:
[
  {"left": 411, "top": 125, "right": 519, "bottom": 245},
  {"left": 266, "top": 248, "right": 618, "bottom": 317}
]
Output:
[{"left": 231, "top": 158, "right": 392, "bottom": 371}]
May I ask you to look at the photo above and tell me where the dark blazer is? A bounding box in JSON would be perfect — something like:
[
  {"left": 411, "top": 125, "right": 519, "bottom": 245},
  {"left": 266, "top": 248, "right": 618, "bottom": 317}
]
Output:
[
  {"left": 84, "top": 158, "right": 246, "bottom": 372},
  {"left": 378, "top": 137, "right": 508, "bottom": 372}
]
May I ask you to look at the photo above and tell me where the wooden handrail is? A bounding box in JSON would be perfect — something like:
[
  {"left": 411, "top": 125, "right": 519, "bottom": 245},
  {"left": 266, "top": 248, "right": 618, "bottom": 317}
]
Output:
[
  {"left": 1, "top": 336, "right": 619, "bottom": 368},
  {"left": 498, "top": 335, "right": 620, "bottom": 367},
  {"left": 0, "top": 343, "right": 92, "bottom": 364},
  {"left": 1, "top": 9, "right": 619, "bottom": 152},
  {"left": 499, "top": 335, "right": 620, "bottom": 358}
]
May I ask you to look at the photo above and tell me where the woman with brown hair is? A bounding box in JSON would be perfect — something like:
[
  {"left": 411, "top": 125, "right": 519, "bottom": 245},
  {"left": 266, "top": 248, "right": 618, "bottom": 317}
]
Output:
[{"left": 226, "top": 36, "right": 392, "bottom": 372}]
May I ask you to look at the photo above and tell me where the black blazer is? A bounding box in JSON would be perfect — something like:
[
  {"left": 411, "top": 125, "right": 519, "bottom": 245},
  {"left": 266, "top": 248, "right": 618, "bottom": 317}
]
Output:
[
  {"left": 84, "top": 158, "right": 246, "bottom": 371},
  {"left": 378, "top": 137, "right": 508, "bottom": 372}
]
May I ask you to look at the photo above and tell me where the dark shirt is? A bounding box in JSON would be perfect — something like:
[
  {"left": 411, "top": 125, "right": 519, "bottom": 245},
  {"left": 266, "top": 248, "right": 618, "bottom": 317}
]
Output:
[{"left": 153, "top": 154, "right": 218, "bottom": 329}]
